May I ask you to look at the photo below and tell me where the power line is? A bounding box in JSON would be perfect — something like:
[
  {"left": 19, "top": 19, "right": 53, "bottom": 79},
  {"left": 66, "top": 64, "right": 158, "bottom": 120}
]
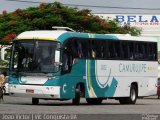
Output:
[
  {"left": 5, "top": 0, "right": 40, "bottom": 4},
  {"left": 4, "top": 0, "right": 160, "bottom": 11},
  {"left": 66, "top": 4, "right": 160, "bottom": 11}
]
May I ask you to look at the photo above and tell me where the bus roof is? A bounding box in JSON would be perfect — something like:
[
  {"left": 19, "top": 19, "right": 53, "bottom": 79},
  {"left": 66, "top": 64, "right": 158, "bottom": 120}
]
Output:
[{"left": 16, "top": 30, "right": 157, "bottom": 43}]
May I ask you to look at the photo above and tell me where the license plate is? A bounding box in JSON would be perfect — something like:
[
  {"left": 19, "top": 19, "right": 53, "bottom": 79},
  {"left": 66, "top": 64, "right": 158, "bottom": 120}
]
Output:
[{"left": 26, "top": 89, "right": 34, "bottom": 93}]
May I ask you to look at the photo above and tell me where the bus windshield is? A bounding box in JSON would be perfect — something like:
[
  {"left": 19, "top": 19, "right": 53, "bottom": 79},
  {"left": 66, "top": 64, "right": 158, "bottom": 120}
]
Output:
[{"left": 10, "top": 40, "right": 61, "bottom": 73}]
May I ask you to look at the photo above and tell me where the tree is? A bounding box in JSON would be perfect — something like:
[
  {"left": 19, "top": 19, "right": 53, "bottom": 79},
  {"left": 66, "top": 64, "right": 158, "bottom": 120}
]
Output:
[{"left": 0, "top": 2, "right": 141, "bottom": 44}]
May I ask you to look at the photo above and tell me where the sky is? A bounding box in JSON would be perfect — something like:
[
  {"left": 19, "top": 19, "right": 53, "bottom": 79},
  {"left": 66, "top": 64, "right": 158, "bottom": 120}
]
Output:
[{"left": 1, "top": 0, "right": 160, "bottom": 14}]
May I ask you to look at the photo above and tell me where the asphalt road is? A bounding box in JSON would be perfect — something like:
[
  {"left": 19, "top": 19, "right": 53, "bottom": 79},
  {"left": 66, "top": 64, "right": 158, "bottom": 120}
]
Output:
[{"left": 0, "top": 95, "right": 160, "bottom": 120}]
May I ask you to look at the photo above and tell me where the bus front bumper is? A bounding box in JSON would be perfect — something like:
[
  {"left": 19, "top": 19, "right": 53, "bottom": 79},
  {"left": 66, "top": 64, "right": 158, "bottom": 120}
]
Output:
[{"left": 9, "top": 84, "right": 60, "bottom": 99}]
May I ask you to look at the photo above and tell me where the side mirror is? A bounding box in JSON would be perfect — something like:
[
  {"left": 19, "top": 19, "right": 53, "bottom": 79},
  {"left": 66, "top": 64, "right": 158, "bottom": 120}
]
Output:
[
  {"left": 1, "top": 46, "right": 11, "bottom": 62},
  {"left": 55, "top": 50, "right": 60, "bottom": 63}
]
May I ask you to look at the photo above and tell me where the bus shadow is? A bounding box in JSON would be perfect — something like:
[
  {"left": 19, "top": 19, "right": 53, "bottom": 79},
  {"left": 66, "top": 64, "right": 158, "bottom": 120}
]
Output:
[
  {"left": 2, "top": 102, "right": 148, "bottom": 106},
  {"left": 2, "top": 96, "right": 150, "bottom": 106},
  {"left": 141, "top": 97, "right": 159, "bottom": 100}
]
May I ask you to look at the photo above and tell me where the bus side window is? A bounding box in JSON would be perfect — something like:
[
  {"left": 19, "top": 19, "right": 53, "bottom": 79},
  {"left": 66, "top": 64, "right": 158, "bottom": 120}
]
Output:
[
  {"left": 121, "top": 41, "right": 129, "bottom": 59},
  {"left": 153, "top": 43, "right": 157, "bottom": 60},
  {"left": 99, "top": 40, "right": 106, "bottom": 59},
  {"left": 77, "top": 40, "right": 90, "bottom": 59},
  {"left": 148, "top": 43, "right": 157, "bottom": 61},
  {"left": 114, "top": 41, "right": 120, "bottom": 58},
  {"left": 108, "top": 41, "right": 113, "bottom": 59},
  {"left": 61, "top": 39, "right": 76, "bottom": 73},
  {"left": 61, "top": 48, "right": 72, "bottom": 72},
  {"left": 138, "top": 43, "right": 143, "bottom": 59},
  {"left": 103, "top": 41, "right": 108, "bottom": 59},
  {"left": 94, "top": 40, "right": 103, "bottom": 59},
  {"left": 129, "top": 42, "right": 134, "bottom": 60},
  {"left": 91, "top": 40, "right": 108, "bottom": 60},
  {"left": 134, "top": 43, "right": 139, "bottom": 59},
  {"left": 71, "top": 40, "right": 79, "bottom": 59},
  {"left": 108, "top": 41, "right": 120, "bottom": 59},
  {"left": 136, "top": 42, "right": 146, "bottom": 60},
  {"left": 77, "top": 41, "right": 83, "bottom": 58},
  {"left": 141, "top": 43, "right": 147, "bottom": 60},
  {"left": 91, "top": 40, "right": 96, "bottom": 59}
]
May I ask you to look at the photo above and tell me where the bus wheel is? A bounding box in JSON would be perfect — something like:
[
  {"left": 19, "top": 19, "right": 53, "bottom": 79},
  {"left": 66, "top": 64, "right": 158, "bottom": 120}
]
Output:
[
  {"left": 72, "top": 85, "right": 81, "bottom": 105},
  {"left": 32, "top": 98, "right": 39, "bottom": 105},
  {"left": 86, "top": 98, "right": 103, "bottom": 105},
  {"left": 119, "top": 85, "right": 137, "bottom": 104}
]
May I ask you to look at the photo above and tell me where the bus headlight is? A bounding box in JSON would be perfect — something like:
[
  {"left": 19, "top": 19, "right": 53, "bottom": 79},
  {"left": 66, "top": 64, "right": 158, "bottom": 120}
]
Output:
[
  {"left": 46, "top": 87, "right": 54, "bottom": 91},
  {"left": 10, "top": 85, "right": 16, "bottom": 89}
]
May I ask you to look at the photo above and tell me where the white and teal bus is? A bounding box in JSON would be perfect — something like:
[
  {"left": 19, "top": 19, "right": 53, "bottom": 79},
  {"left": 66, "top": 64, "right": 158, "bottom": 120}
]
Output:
[{"left": 7, "top": 28, "right": 158, "bottom": 105}]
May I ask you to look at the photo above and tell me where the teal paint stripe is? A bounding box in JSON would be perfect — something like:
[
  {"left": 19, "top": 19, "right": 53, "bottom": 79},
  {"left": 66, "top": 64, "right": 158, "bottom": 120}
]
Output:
[
  {"left": 105, "top": 77, "right": 118, "bottom": 97},
  {"left": 94, "top": 34, "right": 118, "bottom": 40},
  {"left": 8, "top": 77, "right": 19, "bottom": 84},
  {"left": 57, "top": 32, "right": 119, "bottom": 42},
  {"left": 57, "top": 32, "right": 89, "bottom": 42},
  {"left": 89, "top": 60, "right": 118, "bottom": 97}
]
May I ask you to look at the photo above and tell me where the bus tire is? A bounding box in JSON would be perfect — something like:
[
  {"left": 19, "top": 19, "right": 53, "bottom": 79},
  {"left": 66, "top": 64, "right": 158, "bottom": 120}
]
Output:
[
  {"left": 119, "top": 85, "right": 137, "bottom": 104},
  {"left": 32, "top": 98, "right": 39, "bottom": 105},
  {"left": 86, "top": 98, "right": 103, "bottom": 105},
  {"left": 72, "top": 85, "right": 81, "bottom": 105}
]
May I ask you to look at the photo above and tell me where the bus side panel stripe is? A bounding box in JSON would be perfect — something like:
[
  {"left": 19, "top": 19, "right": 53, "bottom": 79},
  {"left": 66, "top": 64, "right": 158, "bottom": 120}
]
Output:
[{"left": 86, "top": 60, "right": 97, "bottom": 98}]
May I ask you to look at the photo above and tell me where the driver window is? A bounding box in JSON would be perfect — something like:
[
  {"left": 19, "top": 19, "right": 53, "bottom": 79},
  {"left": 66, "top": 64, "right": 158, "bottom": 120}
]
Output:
[{"left": 62, "top": 43, "right": 72, "bottom": 73}]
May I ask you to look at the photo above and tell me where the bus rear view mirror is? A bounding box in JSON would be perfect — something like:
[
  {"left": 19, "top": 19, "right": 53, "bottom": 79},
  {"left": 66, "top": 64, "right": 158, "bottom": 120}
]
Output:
[
  {"left": 55, "top": 50, "right": 60, "bottom": 63},
  {"left": 1, "top": 46, "right": 11, "bottom": 62}
]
